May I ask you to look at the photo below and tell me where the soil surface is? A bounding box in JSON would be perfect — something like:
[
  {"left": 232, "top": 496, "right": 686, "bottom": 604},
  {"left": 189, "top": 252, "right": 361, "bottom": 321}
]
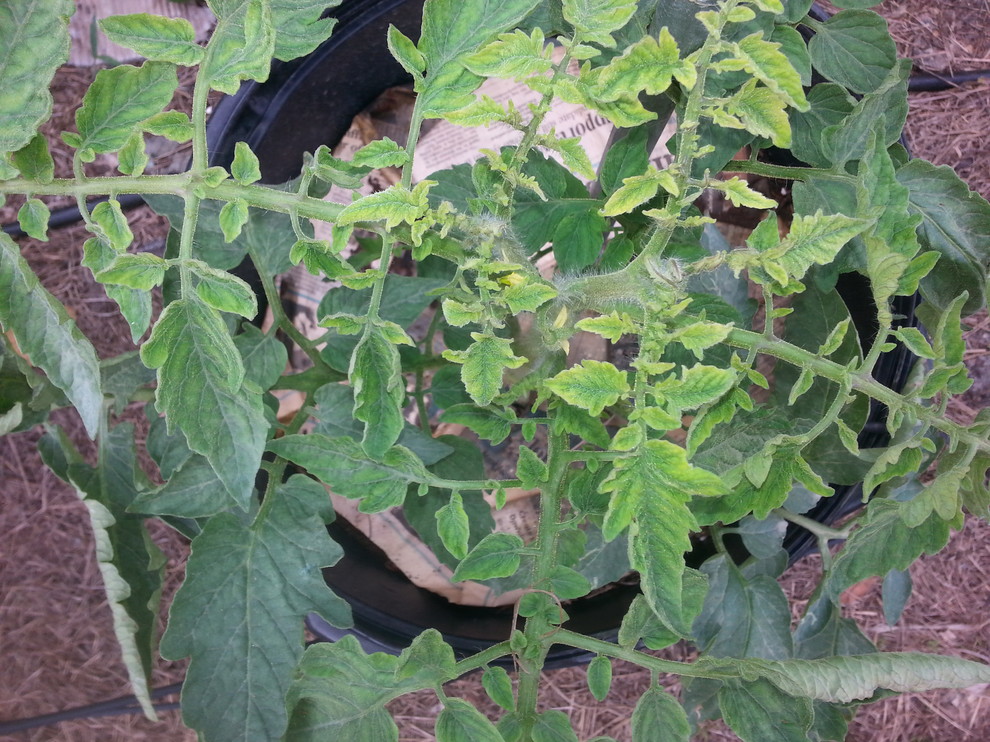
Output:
[{"left": 2, "top": 2, "right": 990, "bottom": 740}]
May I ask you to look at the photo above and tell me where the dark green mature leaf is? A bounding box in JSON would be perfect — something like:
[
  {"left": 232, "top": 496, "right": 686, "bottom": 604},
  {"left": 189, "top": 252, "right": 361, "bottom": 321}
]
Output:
[
  {"left": 17, "top": 199, "right": 50, "bottom": 241},
  {"left": 630, "top": 686, "right": 691, "bottom": 742},
  {"left": 39, "top": 424, "right": 164, "bottom": 719},
  {"left": 898, "top": 159, "right": 990, "bottom": 314},
  {"left": 161, "top": 475, "right": 351, "bottom": 742},
  {"left": 532, "top": 709, "right": 579, "bottom": 742},
  {"left": 599, "top": 126, "right": 650, "bottom": 196},
  {"left": 11, "top": 133, "right": 55, "bottom": 183},
  {"left": 416, "top": 0, "right": 541, "bottom": 117},
  {"left": 789, "top": 84, "right": 855, "bottom": 168},
  {"left": 130, "top": 455, "right": 232, "bottom": 518},
  {"left": 351, "top": 326, "right": 405, "bottom": 459},
  {"left": 436, "top": 491, "right": 471, "bottom": 560},
  {"left": 396, "top": 628, "right": 457, "bottom": 683},
  {"left": 140, "top": 298, "right": 268, "bottom": 505},
  {"left": 269, "top": 434, "right": 431, "bottom": 512},
  {"left": 436, "top": 697, "right": 505, "bottom": 742},
  {"left": 99, "top": 13, "right": 205, "bottom": 66},
  {"left": 270, "top": 0, "right": 341, "bottom": 62},
  {"left": 825, "top": 498, "right": 951, "bottom": 601},
  {"left": 719, "top": 678, "right": 813, "bottom": 742},
  {"left": 0, "top": 233, "right": 103, "bottom": 437},
  {"left": 203, "top": 0, "right": 275, "bottom": 94},
  {"left": 807, "top": 10, "right": 897, "bottom": 94},
  {"left": 82, "top": 238, "right": 154, "bottom": 343},
  {"left": 698, "top": 652, "right": 990, "bottom": 704},
  {"left": 233, "top": 323, "right": 288, "bottom": 390},
  {"left": 602, "top": 440, "right": 726, "bottom": 635},
  {"left": 285, "top": 636, "right": 406, "bottom": 741},
  {"left": 483, "top": 666, "right": 515, "bottom": 711},
  {"left": 0, "top": 0, "right": 74, "bottom": 156},
  {"left": 74, "top": 61, "right": 178, "bottom": 154},
  {"left": 693, "top": 555, "right": 794, "bottom": 660},
  {"left": 101, "top": 352, "right": 156, "bottom": 416},
  {"left": 586, "top": 656, "right": 613, "bottom": 702},
  {"left": 794, "top": 595, "right": 875, "bottom": 661}
]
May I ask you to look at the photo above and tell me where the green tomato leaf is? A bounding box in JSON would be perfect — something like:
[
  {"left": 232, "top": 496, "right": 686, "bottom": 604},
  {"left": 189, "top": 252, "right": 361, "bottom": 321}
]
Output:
[
  {"left": 17, "top": 198, "right": 50, "bottom": 241},
  {"left": 586, "top": 656, "right": 613, "bottom": 702},
  {"left": 709, "top": 176, "right": 777, "bottom": 210},
  {"left": 436, "top": 697, "right": 505, "bottom": 742},
  {"left": 593, "top": 28, "right": 693, "bottom": 101},
  {"left": 284, "top": 637, "right": 401, "bottom": 741},
  {"left": 532, "top": 709, "right": 579, "bottom": 742},
  {"left": 440, "top": 403, "right": 517, "bottom": 444},
  {"left": 233, "top": 322, "right": 289, "bottom": 391},
  {"left": 203, "top": 0, "right": 275, "bottom": 94},
  {"left": 92, "top": 199, "right": 134, "bottom": 251},
  {"left": 99, "top": 13, "right": 204, "bottom": 66},
  {"left": 630, "top": 686, "right": 691, "bottom": 742},
  {"left": 451, "top": 532, "right": 524, "bottom": 582},
  {"left": 218, "top": 198, "right": 250, "bottom": 242},
  {"left": 0, "top": 0, "right": 73, "bottom": 156},
  {"left": 336, "top": 184, "right": 429, "bottom": 229},
  {"left": 351, "top": 137, "right": 409, "bottom": 169},
  {"left": 161, "top": 475, "right": 351, "bottom": 742},
  {"left": 231, "top": 140, "right": 262, "bottom": 184},
  {"left": 140, "top": 298, "right": 267, "bottom": 503},
  {"left": 81, "top": 238, "right": 153, "bottom": 342},
  {"left": 97, "top": 253, "right": 167, "bottom": 291},
  {"left": 719, "top": 678, "right": 813, "bottom": 742},
  {"left": 268, "top": 434, "right": 431, "bottom": 513},
  {"left": 698, "top": 652, "right": 990, "bottom": 704},
  {"left": 898, "top": 159, "right": 990, "bottom": 315},
  {"left": 130, "top": 454, "right": 230, "bottom": 519},
  {"left": 75, "top": 61, "right": 178, "bottom": 154},
  {"left": 562, "top": 0, "right": 638, "bottom": 48},
  {"left": 350, "top": 327, "right": 406, "bottom": 459},
  {"left": 545, "top": 360, "right": 629, "bottom": 416},
  {"left": 442, "top": 332, "right": 526, "bottom": 407},
  {"left": 788, "top": 83, "right": 855, "bottom": 168},
  {"left": 143, "top": 110, "right": 194, "bottom": 142},
  {"left": 11, "top": 133, "right": 55, "bottom": 183},
  {"left": 0, "top": 233, "right": 103, "bottom": 437},
  {"left": 270, "top": 0, "right": 341, "bottom": 62},
  {"left": 807, "top": 9, "right": 897, "bottom": 94},
  {"left": 763, "top": 211, "right": 872, "bottom": 286},
  {"left": 396, "top": 628, "right": 457, "bottom": 683},
  {"left": 39, "top": 423, "right": 164, "bottom": 720},
  {"left": 463, "top": 28, "right": 553, "bottom": 80},
  {"left": 436, "top": 492, "right": 471, "bottom": 560},
  {"left": 733, "top": 32, "right": 808, "bottom": 111},
  {"left": 188, "top": 260, "right": 258, "bottom": 318},
  {"left": 387, "top": 23, "right": 426, "bottom": 76},
  {"left": 725, "top": 82, "right": 792, "bottom": 148},
  {"left": 482, "top": 666, "right": 515, "bottom": 711},
  {"left": 118, "top": 131, "right": 149, "bottom": 176},
  {"left": 599, "top": 126, "right": 650, "bottom": 197}
]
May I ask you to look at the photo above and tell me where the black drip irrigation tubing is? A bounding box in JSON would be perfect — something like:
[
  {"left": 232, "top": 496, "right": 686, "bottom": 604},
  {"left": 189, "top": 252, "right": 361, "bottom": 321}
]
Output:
[{"left": 0, "top": 682, "right": 183, "bottom": 735}]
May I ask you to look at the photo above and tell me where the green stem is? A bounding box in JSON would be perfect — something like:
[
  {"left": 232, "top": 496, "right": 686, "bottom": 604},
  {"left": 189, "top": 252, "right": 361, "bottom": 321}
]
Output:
[
  {"left": 552, "top": 629, "right": 706, "bottom": 677},
  {"left": 515, "top": 424, "right": 570, "bottom": 737},
  {"left": 773, "top": 508, "right": 851, "bottom": 540},
  {"left": 722, "top": 159, "right": 851, "bottom": 183}
]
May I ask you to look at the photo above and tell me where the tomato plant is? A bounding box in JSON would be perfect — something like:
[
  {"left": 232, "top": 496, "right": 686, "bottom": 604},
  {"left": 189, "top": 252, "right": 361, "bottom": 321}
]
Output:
[{"left": 2, "top": 1, "right": 990, "bottom": 740}]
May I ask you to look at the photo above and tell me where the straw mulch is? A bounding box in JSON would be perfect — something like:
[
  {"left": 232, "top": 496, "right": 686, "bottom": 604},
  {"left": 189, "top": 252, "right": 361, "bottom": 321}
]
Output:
[{"left": 1, "top": 1, "right": 989, "bottom": 740}]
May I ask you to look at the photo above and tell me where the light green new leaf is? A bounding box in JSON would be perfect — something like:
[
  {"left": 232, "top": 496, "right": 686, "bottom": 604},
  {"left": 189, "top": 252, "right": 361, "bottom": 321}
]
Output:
[
  {"left": 655, "top": 364, "right": 736, "bottom": 412},
  {"left": 726, "top": 83, "right": 792, "bottom": 148},
  {"left": 218, "top": 198, "right": 250, "bottom": 243},
  {"left": 118, "top": 131, "right": 149, "bottom": 175},
  {"left": 463, "top": 28, "right": 553, "bottom": 80},
  {"left": 898, "top": 159, "right": 990, "bottom": 315},
  {"left": 11, "top": 133, "right": 55, "bottom": 183},
  {"left": 143, "top": 110, "right": 194, "bottom": 142},
  {"left": 161, "top": 475, "right": 351, "bottom": 742},
  {"left": 437, "top": 698, "right": 505, "bottom": 742},
  {"left": 451, "top": 532, "right": 524, "bottom": 582},
  {"left": 351, "top": 137, "right": 409, "bottom": 169},
  {"left": 17, "top": 199, "right": 50, "bottom": 241},
  {"left": 351, "top": 326, "right": 405, "bottom": 460},
  {"left": 594, "top": 28, "right": 693, "bottom": 101},
  {"left": 270, "top": 0, "right": 341, "bottom": 62},
  {"left": 92, "top": 199, "right": 134, "bottom": 251},
  {"left": 482, "top": 666, "right": 515, "bottom": 711},
  {"left": 516, "top": 445, "right": 548, "bottom": 488},
  {"left": 701, "top": 652, "right": 990, "bottom": 704},
  {"left": 0, "top": 0, "right": 74, "bottom": 156},
  {"left": 630, "top": 686, "right": 691, "bottom": 742},
  {"left": 81, "top": 239, "right": 152, "bottom": 343},
  {"left": 442, "top": 332, "right": 526, "bottom": 407},
  {"left": 231, "top": 141, "right": 262, "bottom": 184},
  {"left": 719, "top": 678, "right": 813, "bottom": 742},
  {"left": 140, "top": 298, "right": 266, "bottom": 503},
  {"left": 0, "top": 234, "right": 103, "bottom": 437},
  {"left": 545, "top": 360, "right": 630, "bottom": 416},
  {"left": 203, "top": 0, "right": 275, "bottom": 94},
  {"left": 39, "top": 423, "right": 165, "bottom": 720},
  {"left": 336, "top": 184, "right": 428, "bottom": 229},
  {"left": 500, "top": 281, "right": 558, "bottom": 313},
  {"left": 601, "top": 166, "right": 678, "bottom": 216},
  {"left": 807, "top": 10, "right": 897, "bottom": 94},
  {"left": 766, "top": 211, "right": 871, "bottom": 284},
  {"left": 268, "top": 434, "right": 431, "bottom": 513},
  {"left": 75, "top": 61, "right": 178, "bottom": 154},
  {"left": 387, "top": 23, "right": 426, "bottom": 76},
  {"left": 711, "top": 176, "right": 777, "bottom": 210},
  {"left": 188, "top": 260, "right": 258, "bottom": 318},
  {"left": 562, "top": 0, "right": 637, "bottom": 48},
  {"left": 97, "top": 253, "right": 167, "bottom": 291},
  {"left": 285, "top": 637, "right": 403, "bottom": 741},
  {"left": 99, "top": 13, "right": 204, "bottom": 66},
  {"left": 734, "top": 32, "right": 808, "bottom": 111},
  {"left": 576, "top": 312, "right": 637, "bottom": 343},
  {"left": 601, "top": 440, "right": 725, "bottom": 635}
]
